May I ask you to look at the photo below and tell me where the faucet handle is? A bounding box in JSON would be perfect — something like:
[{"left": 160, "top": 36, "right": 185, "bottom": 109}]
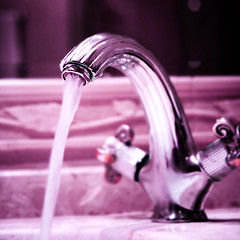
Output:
[
  {"left": 115, "top": 124, "right": 134, "bottom": 145},
  {"left": 226, "top": 124, "right": 240, "bottom": 168},
  {"left": 96, "top": 136, "right": 122, "bottom": 184},
  {"left": 213, "top": 117, "right": 240, "bottom": 163},
  {"left": 198, "top": 118, "right": 240, "bottom": 181},
  {"left": 104, "top": 163, "right": 122, "bottom": 184},
  {"left": 213, "top": 117, "right": 237, "bottom": 140},
  {"left": 96, "top": 124, "right": 148, "bottom": 183}
]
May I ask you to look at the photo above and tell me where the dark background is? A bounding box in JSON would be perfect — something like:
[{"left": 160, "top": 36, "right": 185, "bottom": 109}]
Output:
[{"left": 0, "top": 0, "right": 239, "bottom": 77}]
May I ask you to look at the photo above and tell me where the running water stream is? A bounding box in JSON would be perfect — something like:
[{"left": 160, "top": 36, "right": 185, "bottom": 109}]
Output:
[{"left": 39, "top": 74, "right": 84, "bottom": 240}]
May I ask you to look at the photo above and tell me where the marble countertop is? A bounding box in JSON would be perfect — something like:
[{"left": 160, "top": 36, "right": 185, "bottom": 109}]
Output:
[{"left": 0, "top": 209, "right": 239, "bottom": 240}]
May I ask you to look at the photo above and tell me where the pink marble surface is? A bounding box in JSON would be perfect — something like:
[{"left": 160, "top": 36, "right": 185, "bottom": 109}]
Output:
[
  {"left": 0, "top": 76, "right": 239, "bottom": 165},
  {"left": 0, "top": 165, "right": 239, "bottom": 219},
  {"left": 0, "top": 209, "right": 239, "bottom": 240},
  {"left": 0, "top": 166, "right": 152, "bottom": 219},
  {"left": 0, "top": 77, "right": 239, "bottom": 219}
]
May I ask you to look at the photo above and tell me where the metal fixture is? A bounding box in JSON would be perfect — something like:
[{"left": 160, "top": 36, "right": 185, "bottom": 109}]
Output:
[{"left": 60, "top": 33, "right": 240, "bottom": 222}]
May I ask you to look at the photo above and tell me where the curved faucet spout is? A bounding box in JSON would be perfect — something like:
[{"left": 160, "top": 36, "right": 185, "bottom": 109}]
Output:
[{"left": 60, "top": 33, "right": 210, "bottom": 221}]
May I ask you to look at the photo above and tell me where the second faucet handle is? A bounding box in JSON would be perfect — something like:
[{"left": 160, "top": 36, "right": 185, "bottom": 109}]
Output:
[
  {"left": 96, "top": 124, "right": 148, "bottom": 183},
  {"left": 115, "top": 124, "right": 134, "bottom": 145},
  {"left": 198, "top": 117, "right": 240, "bottom": 181}
]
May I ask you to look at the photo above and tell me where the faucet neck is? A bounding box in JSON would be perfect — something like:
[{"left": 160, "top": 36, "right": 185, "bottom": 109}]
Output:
[
  {"left": 60, "top": 33, "right": 196, "bottom": 158},
  {"left": 60, "top": 33, "right": 206, "bottom": 220}
]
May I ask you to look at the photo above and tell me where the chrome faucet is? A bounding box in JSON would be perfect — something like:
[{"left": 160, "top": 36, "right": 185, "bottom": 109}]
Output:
[{"left": 60, "top": 33, "right": 240, "bottom": 222}]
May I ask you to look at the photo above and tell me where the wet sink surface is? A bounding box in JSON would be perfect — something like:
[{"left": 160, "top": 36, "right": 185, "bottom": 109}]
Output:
[{"left": 0, "top": 209, "right": 239, "bottom": 240}]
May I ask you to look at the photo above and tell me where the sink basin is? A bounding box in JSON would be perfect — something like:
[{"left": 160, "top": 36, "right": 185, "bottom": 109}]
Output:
[{"left": 0, "top": 209, "right": 240, "bottom": 240}]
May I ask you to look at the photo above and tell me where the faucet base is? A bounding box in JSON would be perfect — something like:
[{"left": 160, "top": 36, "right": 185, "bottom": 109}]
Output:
[{"left": 151, "top": 203, "right": 208, "bottom": 223}]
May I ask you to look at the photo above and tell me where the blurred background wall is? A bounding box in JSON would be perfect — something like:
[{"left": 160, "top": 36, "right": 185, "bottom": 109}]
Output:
[{"left": 0, "top": 0, "right": 239, "bottom": 77}]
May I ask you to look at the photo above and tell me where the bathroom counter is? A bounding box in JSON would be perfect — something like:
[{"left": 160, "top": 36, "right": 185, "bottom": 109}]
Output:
[
  {"left": 0, "top": 76, "right": 240, "bottom": 234},
  {"left": 0, "top": 209, "right": 239, "bottom": 240}
]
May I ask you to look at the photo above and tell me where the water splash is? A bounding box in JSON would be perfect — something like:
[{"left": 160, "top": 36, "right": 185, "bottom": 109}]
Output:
[{"left": 39, "top": 74, "right": 84, "bottom": 240}]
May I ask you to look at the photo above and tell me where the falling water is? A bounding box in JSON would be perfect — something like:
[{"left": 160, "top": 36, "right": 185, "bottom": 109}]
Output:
[{"left": 39, "top": 74, "right": 84, "bottom": 240}]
